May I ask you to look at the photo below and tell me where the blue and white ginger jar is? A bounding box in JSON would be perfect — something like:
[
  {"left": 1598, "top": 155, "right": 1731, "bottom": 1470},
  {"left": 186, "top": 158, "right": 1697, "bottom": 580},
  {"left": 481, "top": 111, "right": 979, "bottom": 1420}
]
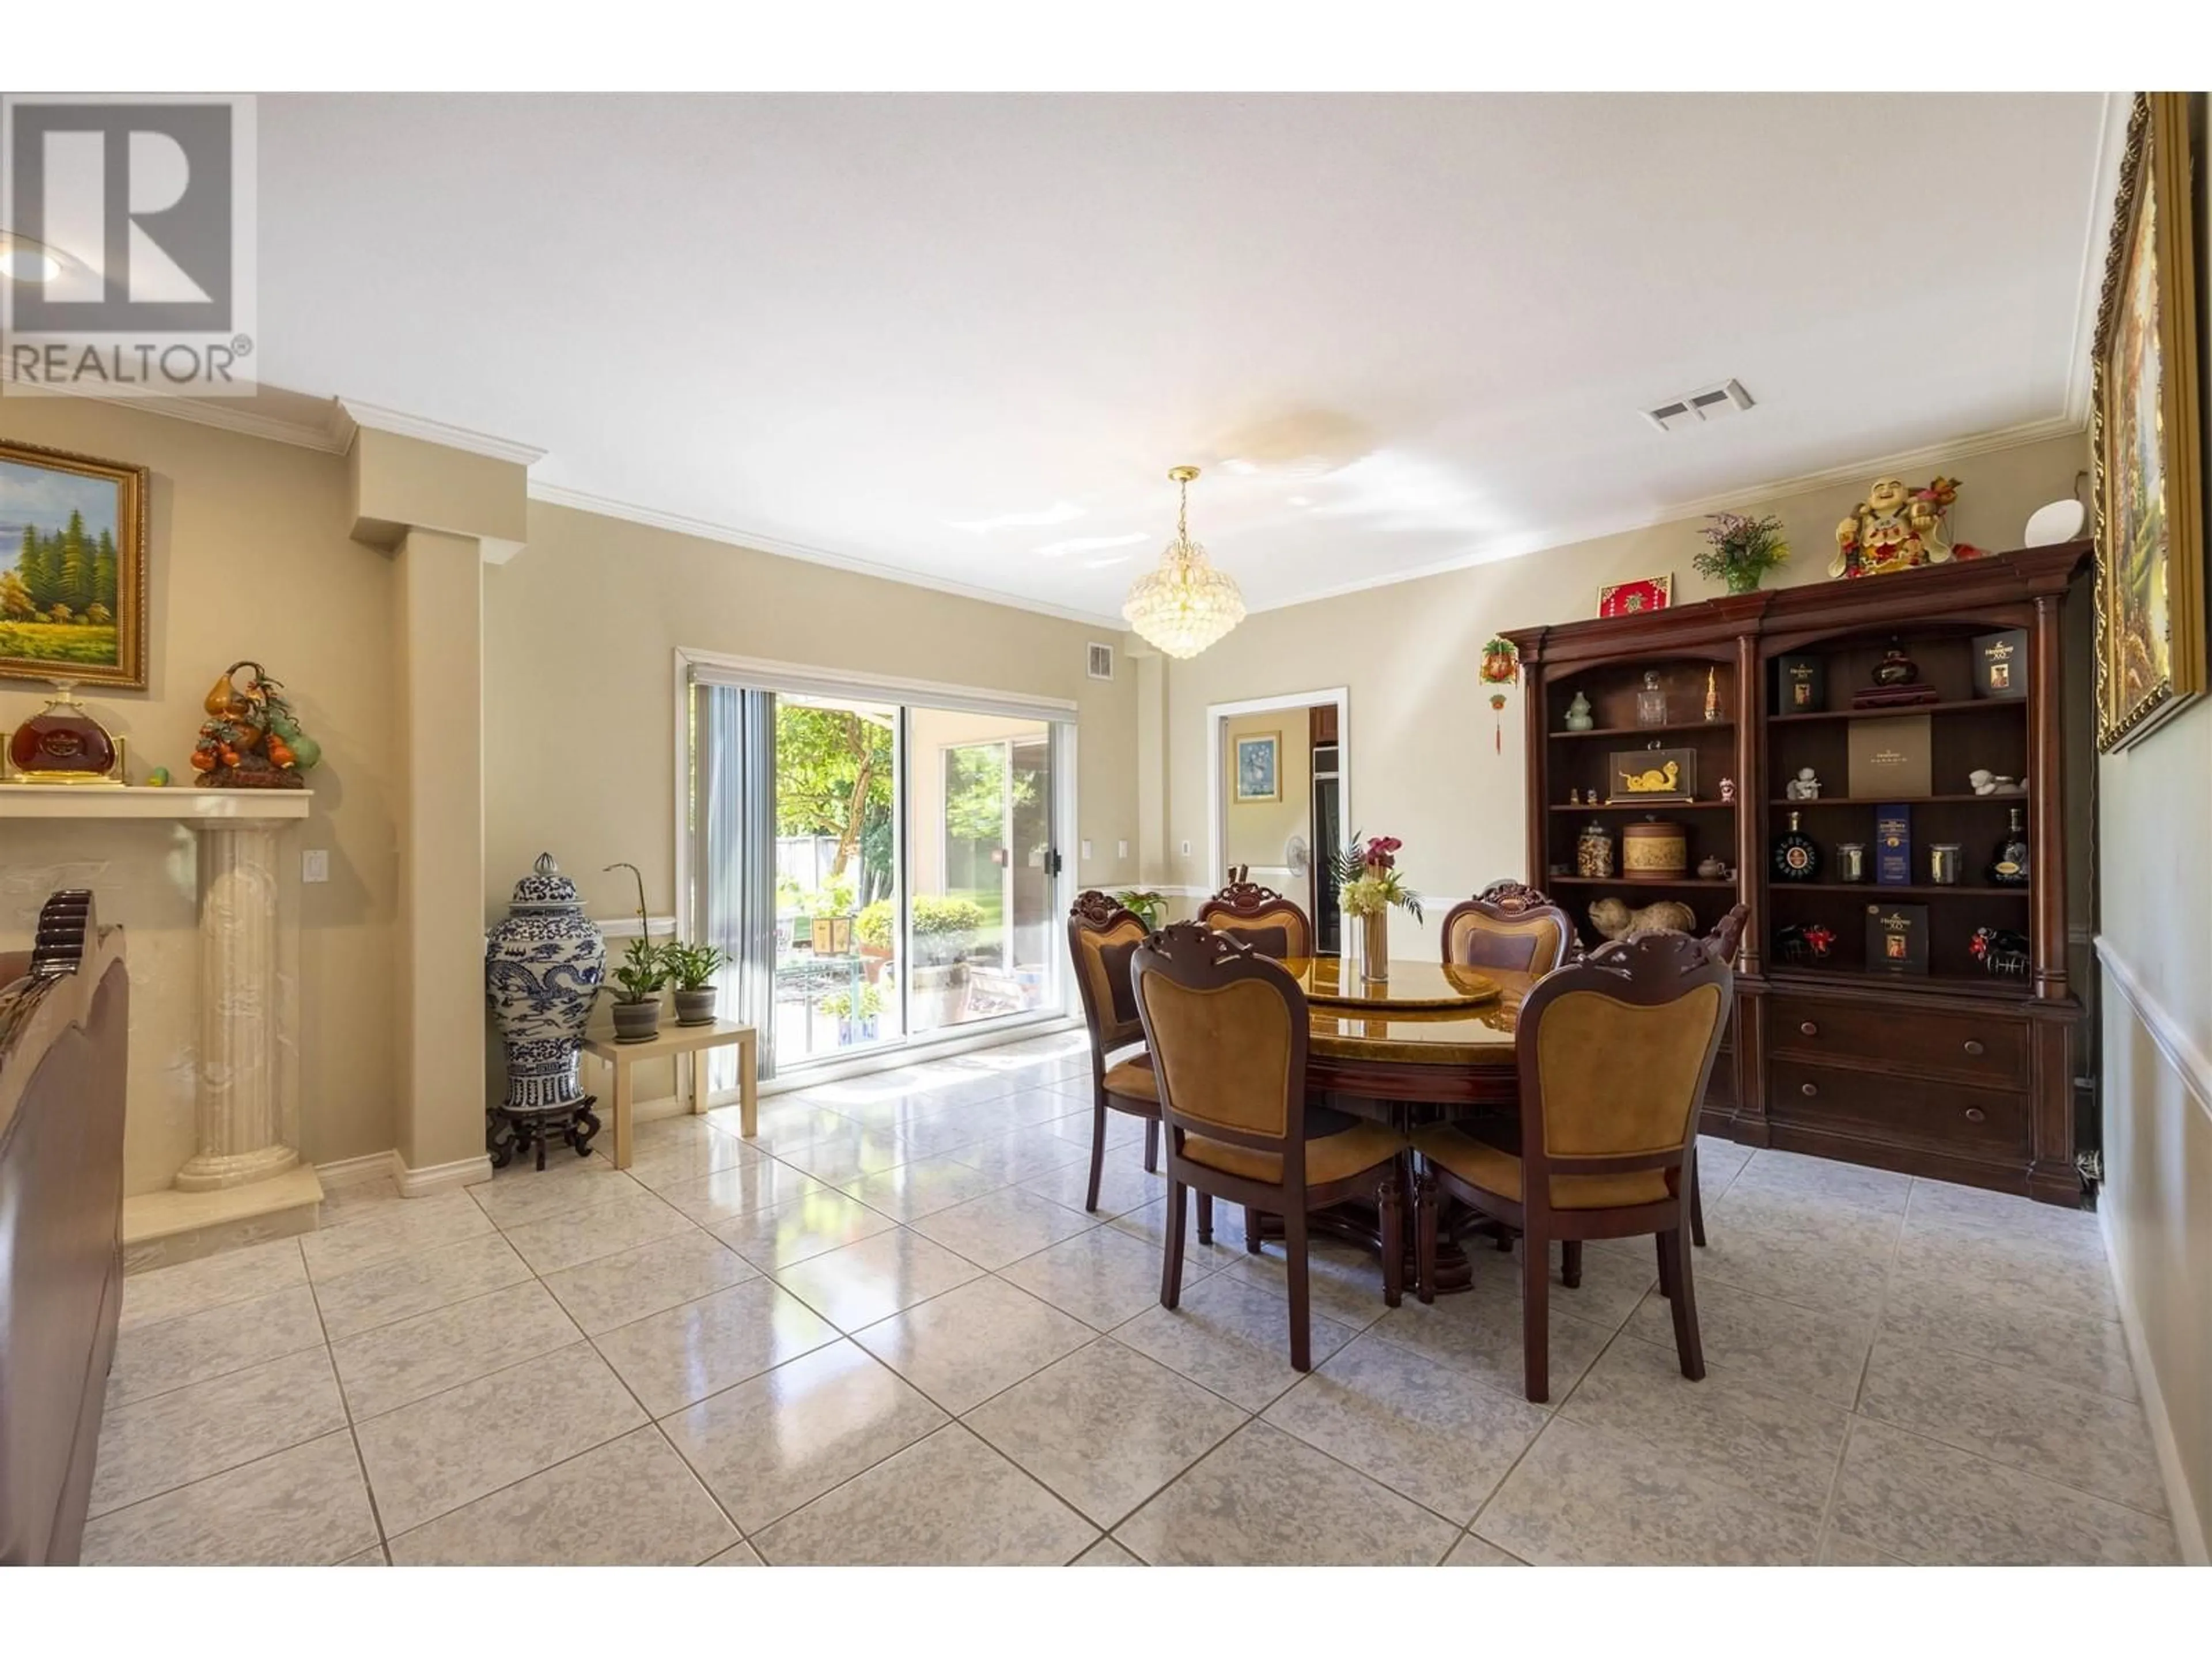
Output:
[{"left": 485, "top": 853, "right": 606, "bottom": 1113}]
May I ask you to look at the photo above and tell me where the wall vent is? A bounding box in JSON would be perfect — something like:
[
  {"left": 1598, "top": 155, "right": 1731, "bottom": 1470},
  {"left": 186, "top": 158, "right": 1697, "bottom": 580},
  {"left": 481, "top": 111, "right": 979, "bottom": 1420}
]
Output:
[
  {"left": 1086, "top": 641, "right": 1115, "bottom": 681},
  {"left": 1643, "top": 377, "right": 1755, "bottom": 433}
]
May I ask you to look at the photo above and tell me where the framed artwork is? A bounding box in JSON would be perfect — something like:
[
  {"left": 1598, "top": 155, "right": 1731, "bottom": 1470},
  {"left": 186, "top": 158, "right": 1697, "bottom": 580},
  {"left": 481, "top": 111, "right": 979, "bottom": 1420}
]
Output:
[
  {"left": 2093, "top": 92, "right": 2205, "bottom": 751},
  {"left": 1233, "top": 731, "right": 1281, "bottom": 802},
  {"left": 1598, "top": 574, "right": 1672, "bottom": 619},
  {"left": 1, "top": 440, "right": 150, "bottom": 690}
]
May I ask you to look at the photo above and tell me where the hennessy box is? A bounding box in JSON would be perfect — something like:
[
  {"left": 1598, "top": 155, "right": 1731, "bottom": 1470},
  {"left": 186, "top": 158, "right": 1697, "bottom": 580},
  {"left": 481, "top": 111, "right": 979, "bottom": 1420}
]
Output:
[
  {"left": 1874, "top": 804, "right": 1914, "bottom": 887},
  {"left": 1848, "top": 715, "right": 1933, "bottom": 800},
  {"left": 1774, "top": 653, "right": 1826, "bottom": 714},
  {"left": 1865, "top": 902, "right": 1930, "bottom": 976},
  {"left": 1972, "top": 629, "right": 2029, "bottom": 700}
]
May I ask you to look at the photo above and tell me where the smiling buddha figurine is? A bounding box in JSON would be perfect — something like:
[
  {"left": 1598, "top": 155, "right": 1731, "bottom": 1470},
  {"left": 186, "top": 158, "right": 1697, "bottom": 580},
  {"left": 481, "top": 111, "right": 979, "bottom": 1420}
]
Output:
[{"left": 1831, "top": 475, "right": 1960, "bottom": 578}]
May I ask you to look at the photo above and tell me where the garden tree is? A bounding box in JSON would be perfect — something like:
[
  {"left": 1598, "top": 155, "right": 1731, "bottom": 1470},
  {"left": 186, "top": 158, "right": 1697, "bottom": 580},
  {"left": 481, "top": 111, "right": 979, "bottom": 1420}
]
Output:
[
  {"left": 92, "top": 529, "right": 118, "bottom": 611},
  {"left": 56, "top": 509, "right": 93, "bottom": 613},
  {"left": 0, "top": 568, "right": 33, "bottom": 619},
  {"left": 944, "top": 744, "right": 1035, "bottom": 843},
  {"left": 17, "top": 525, "right": 54, "bottom": 608},
  {"left": 774, "top": 704, "right": 892, "bottom": 889}
]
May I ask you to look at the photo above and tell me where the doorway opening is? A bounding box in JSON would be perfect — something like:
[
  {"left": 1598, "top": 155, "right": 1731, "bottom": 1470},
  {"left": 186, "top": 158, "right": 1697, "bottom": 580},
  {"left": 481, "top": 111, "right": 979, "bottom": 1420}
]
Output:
[{"left": 1207, "top": 687, "right": 1350, "bottom": 953}]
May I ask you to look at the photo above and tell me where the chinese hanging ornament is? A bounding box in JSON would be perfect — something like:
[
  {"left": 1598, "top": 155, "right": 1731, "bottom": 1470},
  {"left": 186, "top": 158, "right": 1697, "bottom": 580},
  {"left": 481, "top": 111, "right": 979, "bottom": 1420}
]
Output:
[{"left": 1479, "top": 635, "right": 1520, "bottom": 755}]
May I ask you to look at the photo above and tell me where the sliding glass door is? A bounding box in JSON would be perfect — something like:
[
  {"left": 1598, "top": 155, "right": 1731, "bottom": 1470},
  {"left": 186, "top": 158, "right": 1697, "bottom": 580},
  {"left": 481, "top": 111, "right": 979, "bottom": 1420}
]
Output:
[{"left": 687, "top": 661, "right": 1074, "bottom": 1082}]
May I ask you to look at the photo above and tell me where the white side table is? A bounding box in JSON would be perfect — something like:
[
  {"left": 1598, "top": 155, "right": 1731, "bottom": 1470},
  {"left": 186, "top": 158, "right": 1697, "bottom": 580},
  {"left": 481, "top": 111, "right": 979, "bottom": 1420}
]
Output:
[{"left": 579, "top": 1018, "right": 758, "bottom": 1170}]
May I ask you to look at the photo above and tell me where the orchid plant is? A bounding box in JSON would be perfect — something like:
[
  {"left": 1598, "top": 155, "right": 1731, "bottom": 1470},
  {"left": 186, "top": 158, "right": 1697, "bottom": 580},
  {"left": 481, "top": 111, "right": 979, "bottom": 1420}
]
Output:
[{"left": 1330, "top": 835, "right": 1423, "bottom": 921}]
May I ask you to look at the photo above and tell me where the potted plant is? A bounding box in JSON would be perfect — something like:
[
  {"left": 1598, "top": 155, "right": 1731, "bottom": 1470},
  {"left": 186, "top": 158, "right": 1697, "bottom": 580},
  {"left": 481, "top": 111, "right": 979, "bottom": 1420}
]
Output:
[
  {"left": 1694, "top": 511, "right": 1790, "bottom": 594},
  {"left": 820, "top": 983, "right": 882, "bottom": 1046},
  {"left": 854, "top": 898, "right": 895, "bottom": 982},
  {"left": 797, "top": 876, "right": 857, "bottom": 954},
  {"left": 663, "top": 940, "right": 729, "bottom": 1026},
  {"left": 907, "top": 894, "right": 987, "bottom": 1031},
  {"left": 1115, "top": 889, "right": 1169, "bottom": 929},
  {"left": 602, "top": 860, "right": 666, "bottom": 1042}
]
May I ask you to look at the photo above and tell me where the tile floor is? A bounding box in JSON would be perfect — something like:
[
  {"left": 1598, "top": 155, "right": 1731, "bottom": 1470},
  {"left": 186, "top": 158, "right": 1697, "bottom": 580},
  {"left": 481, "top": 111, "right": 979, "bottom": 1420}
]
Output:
[{"left": 84, "top": 1033, "right": 2180, "bottom": 1566}]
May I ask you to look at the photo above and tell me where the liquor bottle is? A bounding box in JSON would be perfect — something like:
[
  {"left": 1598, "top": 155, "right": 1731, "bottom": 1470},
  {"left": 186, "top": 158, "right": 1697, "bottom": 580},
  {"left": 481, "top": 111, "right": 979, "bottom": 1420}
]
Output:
[
  {"left": 1987, "top": 806, "right": 2029, "bottom": 887},
  {"left": 1635, "top": 671, "right": 1668, "bottom": 727},
  {"left": 1772, "top": 809, "right": 1821, "bottom": 882}
]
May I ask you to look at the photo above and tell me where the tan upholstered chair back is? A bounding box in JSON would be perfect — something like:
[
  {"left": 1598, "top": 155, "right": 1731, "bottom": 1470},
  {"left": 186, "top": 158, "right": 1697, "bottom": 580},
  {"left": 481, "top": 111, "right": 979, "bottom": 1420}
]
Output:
[
  {"left": 1066, "top": 892, "right": 1149, "bottom": 1052},
  {"left": 1196, "top": 867, "right": 1312, "bottom": 960},
  {"left": 1440, "top": 881, "right": 1576, "bottom": 976},
  {"left": 1131, "top": 923, "right": 1309, "bottom": 1159},
  {"left": 1516, "top": 931, "right": 1732, "bottom": 1209}
]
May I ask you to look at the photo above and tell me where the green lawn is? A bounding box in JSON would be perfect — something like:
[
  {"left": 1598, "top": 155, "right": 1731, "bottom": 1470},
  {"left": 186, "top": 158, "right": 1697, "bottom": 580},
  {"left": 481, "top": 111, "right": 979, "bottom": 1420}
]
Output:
[
  {"left": 948, "top": 885, "right": 1005, "bottom": 933},
  {"left": 0, "top": 620, "right": 120, "bottom": 667}
]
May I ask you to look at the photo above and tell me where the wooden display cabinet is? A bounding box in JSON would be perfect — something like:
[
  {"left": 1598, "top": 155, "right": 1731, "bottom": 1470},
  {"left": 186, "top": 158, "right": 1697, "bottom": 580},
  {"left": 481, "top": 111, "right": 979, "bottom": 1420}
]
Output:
[{"left": 1508, "top": 544, "right": 2088, "bottom": 1205}]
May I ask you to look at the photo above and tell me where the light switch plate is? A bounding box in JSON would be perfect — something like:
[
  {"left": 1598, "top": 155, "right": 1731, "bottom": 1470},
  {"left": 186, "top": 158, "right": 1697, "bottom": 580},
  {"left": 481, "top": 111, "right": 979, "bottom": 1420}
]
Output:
[
  {"left": 1080, "top": 839, "right": 1093, "bottom": 860},
  {"left": 1118, "top": 840, "right": 1130, "bottom": 859},
  {"left": 302, "top": 849, "right": 329, "bottom": 883},
  {"left": 1180, "top": 839, "right": 1192, "bottom": 858}
]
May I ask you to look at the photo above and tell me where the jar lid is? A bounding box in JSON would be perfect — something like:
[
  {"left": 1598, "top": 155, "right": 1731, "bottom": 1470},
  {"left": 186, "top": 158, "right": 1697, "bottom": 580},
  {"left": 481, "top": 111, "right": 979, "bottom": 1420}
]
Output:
[{"left": 510, "top": 852, "right": 583, "bottom": 911}]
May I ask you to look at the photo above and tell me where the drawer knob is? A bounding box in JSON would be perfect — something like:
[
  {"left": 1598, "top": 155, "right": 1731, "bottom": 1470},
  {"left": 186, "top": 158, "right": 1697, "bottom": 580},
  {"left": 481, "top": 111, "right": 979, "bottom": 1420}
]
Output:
[
  {"left": 1800, "top": 1082, "right": 1819, "bottom": 1098},
  {"left": 1963, "top": 1040, "right": 1986, "bottom": 1057},
  {"left": 1964, "top": 1107, "right": 1987, "bottom": 1123},
  {"left": 1799, "top": 1021, "right": 1819, "bottom": 1037}
]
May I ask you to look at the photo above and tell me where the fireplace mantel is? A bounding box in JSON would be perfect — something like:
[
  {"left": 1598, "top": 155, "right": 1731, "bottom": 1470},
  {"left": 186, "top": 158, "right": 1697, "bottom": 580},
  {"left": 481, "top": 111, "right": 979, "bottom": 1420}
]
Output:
[{"left": 0, "top": 784, "right": 313, "bottom": 821}]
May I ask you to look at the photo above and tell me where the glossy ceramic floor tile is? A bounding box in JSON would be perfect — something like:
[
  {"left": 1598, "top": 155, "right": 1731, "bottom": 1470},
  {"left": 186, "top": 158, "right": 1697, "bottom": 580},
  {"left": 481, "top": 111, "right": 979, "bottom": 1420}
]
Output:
[
  {"left": 854, "top": 1274, "right": 1095, "bottom": 1414},
  {"left": 93, "top": 1107, "right": 2173, "bottom": 1568},
  {"left": 1117, "top": 1421, "right": 1460, "bottom": 1566},
  {"left": 660, "top": 1339, "right": 948, "bottom": 1533}
]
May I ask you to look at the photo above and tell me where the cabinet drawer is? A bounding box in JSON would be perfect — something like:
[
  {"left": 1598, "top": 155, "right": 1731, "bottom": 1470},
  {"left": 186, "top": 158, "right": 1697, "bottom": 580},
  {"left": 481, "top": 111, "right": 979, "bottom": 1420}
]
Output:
[
  {"left": 1767, "top": 993, "right": 2024, "bottom": 1086},
  {"left": 1768, "top": 1060, "right": 2027, "bottom": 1156}
]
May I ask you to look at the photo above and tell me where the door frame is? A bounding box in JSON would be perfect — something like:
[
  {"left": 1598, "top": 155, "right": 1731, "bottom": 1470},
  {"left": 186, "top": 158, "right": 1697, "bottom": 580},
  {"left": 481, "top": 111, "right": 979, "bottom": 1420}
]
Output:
[{"left": 1205, "top": 684, "right": 1350, "bottom": 908}]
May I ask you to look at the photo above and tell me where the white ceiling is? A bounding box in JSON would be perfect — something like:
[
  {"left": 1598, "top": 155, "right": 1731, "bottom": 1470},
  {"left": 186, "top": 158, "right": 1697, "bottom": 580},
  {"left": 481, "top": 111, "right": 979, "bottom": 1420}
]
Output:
[{"left": 247, "top": 92, "right": 2117, "bottom": 622}]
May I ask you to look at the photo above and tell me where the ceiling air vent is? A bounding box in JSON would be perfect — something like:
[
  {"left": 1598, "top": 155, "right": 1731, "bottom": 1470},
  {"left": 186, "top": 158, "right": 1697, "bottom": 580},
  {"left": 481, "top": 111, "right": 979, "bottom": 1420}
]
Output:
[
  {"left": 1086, "top": 642, "right": 1115, "bottom": 681},
  {"left": 1643, "top": 378, "right": 1755, "bottom": 433}
]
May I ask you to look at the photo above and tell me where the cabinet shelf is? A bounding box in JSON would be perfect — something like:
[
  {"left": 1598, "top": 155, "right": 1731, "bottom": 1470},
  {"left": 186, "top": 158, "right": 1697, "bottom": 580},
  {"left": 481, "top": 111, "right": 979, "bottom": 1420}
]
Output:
[
  {"left": 1549, "top": 718, "right": 1734, "bottom": 740},
  {"left": 1767, "top": 965, "right": 2033, "bottom": 1001},
  {"left": 1769, "top": 699, "right": 2023, "bottom": 724},
  {"left": 1766, "top": 794, "right": 2022, "bottom": 807},
  {"left": 1550, "top": 875, "right": 1740, "bottom": 889},
  {"left": 1550, "top": 800, "right": 1736, "bottom": 813},
  {"left": 1771, "top": 881, "right": 2029, "bottom": 899}
]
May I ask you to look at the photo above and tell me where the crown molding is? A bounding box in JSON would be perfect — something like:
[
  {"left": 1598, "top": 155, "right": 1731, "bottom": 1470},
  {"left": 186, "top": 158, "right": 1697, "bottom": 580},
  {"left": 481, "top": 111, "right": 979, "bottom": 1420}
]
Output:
[
  {"left": 2065, "top": 92, "right": 2131, "bottom": 430},
  {"left": 0, "top": 361, "right": 349, "bottom": 452},
  {"left": 333, "top": 398, "right": 546, "bottom": 467},
  {"left": 528, "top": 480, "right": 1127, "bottom": 630},
  {"left": 1247, "top": 412, "right": 2089, "bottom": 616}
]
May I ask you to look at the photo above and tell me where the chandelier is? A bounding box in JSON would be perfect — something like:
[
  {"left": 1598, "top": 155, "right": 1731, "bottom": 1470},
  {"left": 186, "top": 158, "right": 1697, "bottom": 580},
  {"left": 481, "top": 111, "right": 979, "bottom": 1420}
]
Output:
[{"left": 1122, "top": 465, "right": 1246, "bottom": 658}]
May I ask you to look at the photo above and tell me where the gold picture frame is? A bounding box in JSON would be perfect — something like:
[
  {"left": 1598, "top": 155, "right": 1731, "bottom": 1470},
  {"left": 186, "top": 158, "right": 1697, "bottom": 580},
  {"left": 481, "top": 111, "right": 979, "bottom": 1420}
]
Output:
[
  {"left": 2092, "top": 92, "right": 2206, "bottom": 751},
  {"left": 1232, "top": 730, "right": 1282, "bottom": 802},
  {"left": 0, "top": 438, "right": 150, "bottom": 691}
]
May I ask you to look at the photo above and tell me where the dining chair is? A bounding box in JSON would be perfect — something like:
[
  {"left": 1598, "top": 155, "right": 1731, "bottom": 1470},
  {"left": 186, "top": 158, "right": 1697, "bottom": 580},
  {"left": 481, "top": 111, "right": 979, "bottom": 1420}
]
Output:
[
  {"left": 1132, "top": 922, "right": 1410, "bottom": 1370},
  {"left": 1438, "top": 880, "right": 1580, "bottom": 975},
  {"left": 1196, "top": 866, "right": 1312, "bottom": 960},
  {"left": 1411, "top": 930, "right": 1733, "bottom": 1402},
  {"left": 1065, "top": 891, "right": 1162, "bottom": 1211}
]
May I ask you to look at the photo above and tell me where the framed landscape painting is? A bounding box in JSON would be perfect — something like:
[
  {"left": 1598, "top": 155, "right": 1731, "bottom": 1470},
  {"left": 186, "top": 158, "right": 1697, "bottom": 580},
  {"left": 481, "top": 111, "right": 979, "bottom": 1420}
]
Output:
[
  {"left": 2093, "top": 92, "right": 2205, "bottom": 751},
  {"left": 0, "top": 440, "right": 149, "bottom": 690},
  {"left": 1233, "top": 731, "right": 1281, "bottom": 802}
]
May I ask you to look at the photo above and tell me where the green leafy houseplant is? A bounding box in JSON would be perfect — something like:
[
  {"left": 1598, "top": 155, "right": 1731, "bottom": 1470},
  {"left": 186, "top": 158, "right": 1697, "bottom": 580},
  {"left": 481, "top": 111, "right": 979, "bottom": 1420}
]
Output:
[
  {"left": 854, "top": 899, "right": 895, "bottom": 952},
  {"left": 1115, "top": 889, "right": 1168, "bottom": 929},
  {"left": 662, "top": 941, "right": 730, "bottom": 991},
  {"left": 819, "top": 984, "right": 882, "bottom": 1021},
  {"left": 612, "top": 937, "right": 670, "bottom": 1002},
  {"left": 1692, "top": 511, "right": 1790, "bottom": 594},
  {"left": 910, "top": 895, "right": 987, "bottom": 966}
]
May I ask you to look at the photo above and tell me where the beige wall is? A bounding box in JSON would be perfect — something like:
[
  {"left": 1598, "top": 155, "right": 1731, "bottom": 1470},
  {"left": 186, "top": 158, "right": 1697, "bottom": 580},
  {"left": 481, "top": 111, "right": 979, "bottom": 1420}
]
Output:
[
  {"left": 483, "top": 497, "right": 1141, "bottom": 933},
  {"left": 0, "top": 397, "right": 402, "bottom": 1184},
  {"left": 2095, "top": 91, "right": 2211, "bottom": 1560},
  {"left": 1221, "top": 710, "right": 1311, "bottom": 876},
  {"left": 1154, "top": 430, "right": 2088, "bottom": 959}
]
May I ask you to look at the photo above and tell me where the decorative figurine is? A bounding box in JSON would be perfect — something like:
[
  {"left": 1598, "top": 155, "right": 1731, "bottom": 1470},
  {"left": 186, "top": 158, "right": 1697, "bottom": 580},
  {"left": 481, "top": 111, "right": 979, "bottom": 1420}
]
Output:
[
  {"left": 144, "top": 765, "right": 169, "bottom": 786},
  {"left": 4, "top": 680, "right": 126, "bottom": 784},
  {"left": 1967, "top": 768, "right": 2026, "bottom": 796},
  {"left": 1784, "top": 766, "right": 1822, "bottom": 801},
  {"left": 1718, "top": 776, "right": 1736, "bottom": 802},
  {"left": 484, "top": 854, "right": 607, "bottom": 1169},
  {"left": 1802, "top": 922, "right": 1838, "bottom": 959},
  {"left": 1479, "top": 636, "right": 1519, "bottom": 755},
  {"left": 1576, "top": 819, "right": 1616, "bottom": 880},
  {"left": 1777, "top": 921, "right": 1836, "bottom": 963},
  {"left": 1635, "top": 670, "right": 1669, "bottom": 728},
  {"left": 1567, "top": 787, "right": 1581, "bottom": 805},
  {"left": 1619, "top": 758, "right": 1682, "bottom": 796},
  {"left": 190, "top": 661, "right": 322, "bottom": 788},
  {"left": 1563, "top": 690, "right": 1595, "bottom": 732},
  {"left": 1588, "top": 895, "right": 1698, "bottom": 942},
  {"left": 1831, "top": 475, "right": 1960, "bottom": 578},
  {"left": 1703, "top": 667, "right": 1722, "bottom": 722},
  {"left": 1969, "top": 925, "right": 2031, "bottom": 979}
]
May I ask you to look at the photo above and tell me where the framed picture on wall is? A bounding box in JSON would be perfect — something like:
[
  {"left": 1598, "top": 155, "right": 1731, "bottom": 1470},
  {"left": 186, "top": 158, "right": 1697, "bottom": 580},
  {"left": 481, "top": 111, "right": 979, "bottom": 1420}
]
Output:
[
  {"left": 1598, "top": 574, "right": 1672, "bottom": 619},
  {"left": 0, "top": 440, "right": 150, "bottom": 690},
  {"left": 2093, "top": 92, "right": 2206, "bottom": 751},
  {"left": 1233, "top": 731, "right": 1281, "bottom": 802}
]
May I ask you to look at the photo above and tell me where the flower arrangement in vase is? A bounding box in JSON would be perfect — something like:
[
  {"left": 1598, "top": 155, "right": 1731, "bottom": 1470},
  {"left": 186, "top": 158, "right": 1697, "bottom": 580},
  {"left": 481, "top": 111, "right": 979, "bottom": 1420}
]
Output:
[
  {"left": 1693, "top": 511, "right": 1790, "bottom": 594},
  {"left": 1330, "top": 834, "right": 1423, "bottom": 984}
]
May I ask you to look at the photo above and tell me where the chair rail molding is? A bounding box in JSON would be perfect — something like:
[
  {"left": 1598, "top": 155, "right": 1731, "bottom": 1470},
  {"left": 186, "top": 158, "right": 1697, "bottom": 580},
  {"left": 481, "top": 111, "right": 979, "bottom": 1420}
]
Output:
[{"left": 2094, "top": 934, "right": 2212, "bottom": 1116}]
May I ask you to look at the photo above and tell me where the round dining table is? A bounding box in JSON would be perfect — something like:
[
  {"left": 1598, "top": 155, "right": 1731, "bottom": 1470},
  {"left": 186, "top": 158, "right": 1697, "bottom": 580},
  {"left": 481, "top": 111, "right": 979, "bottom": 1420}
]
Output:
[{"left": 1257, "top": 955, "right": 1535, "bottom": 1292}]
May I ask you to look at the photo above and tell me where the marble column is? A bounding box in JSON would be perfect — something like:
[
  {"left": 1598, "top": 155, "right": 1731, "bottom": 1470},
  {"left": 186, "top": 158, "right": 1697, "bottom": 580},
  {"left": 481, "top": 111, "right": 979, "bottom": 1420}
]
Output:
[{"left": 174, "top": 819, "right": 300, "bottom": 1191}]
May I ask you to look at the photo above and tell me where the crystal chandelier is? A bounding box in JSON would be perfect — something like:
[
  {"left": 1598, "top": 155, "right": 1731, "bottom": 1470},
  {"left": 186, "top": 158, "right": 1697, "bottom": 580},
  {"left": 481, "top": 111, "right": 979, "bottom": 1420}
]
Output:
[{"left": 1122, "top": 465, "right": 1246, "bottom": 658}]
